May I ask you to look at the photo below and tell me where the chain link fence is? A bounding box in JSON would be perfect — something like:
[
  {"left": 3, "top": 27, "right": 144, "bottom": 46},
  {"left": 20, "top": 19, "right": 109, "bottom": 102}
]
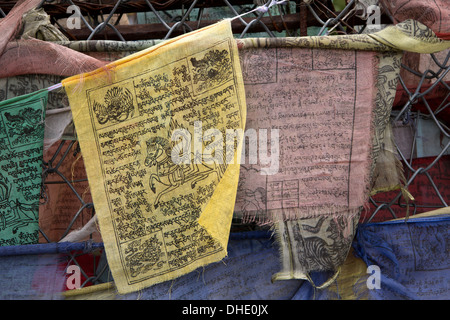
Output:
[{"left": 1, "top": 0, "right": 448, "bottom": 290}]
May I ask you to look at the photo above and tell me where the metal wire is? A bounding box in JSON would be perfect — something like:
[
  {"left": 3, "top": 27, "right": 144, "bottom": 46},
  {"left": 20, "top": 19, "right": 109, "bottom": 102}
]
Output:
[
  {"left": 36, "top": 0, "right": 450, "bottom": 284},
  {"left": 1, "top": 0, "right": 448, "bottom": 288}
]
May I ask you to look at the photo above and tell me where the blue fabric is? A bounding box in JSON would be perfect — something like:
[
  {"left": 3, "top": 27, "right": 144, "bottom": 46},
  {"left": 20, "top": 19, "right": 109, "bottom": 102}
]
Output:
[
  {"left": 0, "top": 241, "right": 103, "bottom": 300},
  {"left": 0, "top": 241, "right": 104, "bottom": 256},
  {"left": 352, "top": 214, "right": 450, "bottom": 300},
  {"left": 293, "top": 214, "right": 450, "bottom": 300},
  {"left": 0, "top": 253, "right": 66, "bottom": 299},
  {"left": 1, "top": 217, "right": 448, "bottom": 300},
  {"left": 121, "top": 232, "right": 302, "bottom": 300},
  {"left": 0, "top": 233, "right": 303, "bottom": 300}
]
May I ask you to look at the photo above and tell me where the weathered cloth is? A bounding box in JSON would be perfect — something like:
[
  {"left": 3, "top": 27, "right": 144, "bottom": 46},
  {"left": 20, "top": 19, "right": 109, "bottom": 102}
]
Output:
[
  {"left": 353, "top": 209, "right": 450, "bottom": 299},
  {"left": 43, "top": 108, "right": 73, "bottom": 152},
  {"left": 369, "top": 121, "right": 408, "bottom": 196},
  {"left": 55, "top": 20, "right": 449, "bottom": 290},
  {"left": 62, "top": 20, "right": 246, "bottom": 294},
  {"left": 0, "top": 0, "right": 42, "bottom": 57},
  {"left": 63, "top": 233, "right": 302, "bottom": 300},
  {"left": 0, "top": 253, "right": 65, "bottom": 299},
  {"left": 0, "top": 1, "right": 106, "bottom": 79},
  {"left": 0, "top": 234, "right": 300, "bottom": 300},
  {"left": 0, "top": 38, "right": 108, "bottom": 79},
  {"left": 235, "top": 39, "right": 402, "bottom": 285},
  {"left": 294, "top": 208, "right": 450, "bottom": 300},
  {"left": 0, "top": 241, "right": 102, "bottom": 300},
  {"left": 234, "top": 19, "right": 449, "bottom": 285},
  {"left": 2, "top": 210, "right": 448, "bottom": 300},
  {"left": 21, "top": 8, "right": 69, "bottom": 42},
  {"left": 380, "top": 0, "right": 450, "bottom": 35},
  {"left": 0, "top": 74, "right": 66, "bottom": 110},
  {"left": 293, "top": 211, "right": 450, "bottom": 300},
  {"left": 0, "top": 89, "right": 47, "bottom": 246},
  {"left": 64, "top": 210, "right": 450, "bottom": 300},
  {"left": 0, "top": 76, "right": 93, "bottom": 243}
]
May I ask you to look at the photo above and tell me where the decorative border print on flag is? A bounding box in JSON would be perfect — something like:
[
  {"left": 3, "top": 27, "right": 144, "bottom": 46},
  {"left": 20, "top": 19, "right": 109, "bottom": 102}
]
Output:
[
  {"left": 62, "top": 20, "right": 246, "bottom": 294},
  {"left": 0, "top": 89, "right": 47, "bottom": 246}
]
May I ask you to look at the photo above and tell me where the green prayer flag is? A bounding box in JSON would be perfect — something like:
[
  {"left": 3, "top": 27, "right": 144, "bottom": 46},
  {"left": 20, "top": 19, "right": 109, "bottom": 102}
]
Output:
[{"left": 0, "top": 89, "right": 47, "bottom": 246}]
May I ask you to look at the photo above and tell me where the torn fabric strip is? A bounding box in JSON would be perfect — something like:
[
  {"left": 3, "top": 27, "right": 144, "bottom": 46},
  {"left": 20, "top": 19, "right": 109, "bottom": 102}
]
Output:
[
  {"left": 234, "top": 19, "right": 449, "bottom": 285},
  {"left": 352, "top": 209, "right": 450, "bottom": 299},
  {"left": 235, "top": 37, "right": 405, "bottom": 284},
  {"left": 0, "top": 89, "right": 47, "bottom": 246},
  {"left": 290, "top": 208, "right": 450, "bottom": 300},
  {"left": 62, "top": 20, "right": 246, "bottom": 294},
  {"left": 236, "top": 48, "right": 396, "bottom": 223},
  {"left": 237, "top": 46, "right": 401, "bottom": 282}
]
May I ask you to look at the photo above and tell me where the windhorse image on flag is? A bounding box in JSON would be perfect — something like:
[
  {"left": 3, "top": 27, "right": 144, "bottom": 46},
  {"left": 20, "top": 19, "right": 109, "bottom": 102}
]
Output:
[{"left": 62, "top": 20, "right": 246, "bottom": 294}]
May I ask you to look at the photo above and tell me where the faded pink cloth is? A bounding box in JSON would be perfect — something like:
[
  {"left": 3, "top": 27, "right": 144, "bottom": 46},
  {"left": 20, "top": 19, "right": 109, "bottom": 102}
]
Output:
[
  {"left": 380, "top": 0, "right": 450, "bottom": 35},
  {"left": 0, "top": 0, "right": 106, "bottom": 78}
]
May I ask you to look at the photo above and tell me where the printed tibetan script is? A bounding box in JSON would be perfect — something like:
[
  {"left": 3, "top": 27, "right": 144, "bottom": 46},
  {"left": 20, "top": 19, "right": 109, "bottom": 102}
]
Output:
[
  {"left": 236, "top": 46, "right": 379, "bottom": 223},
  {"left": 62, "top": 20, "right": 246, "bottom": 294}
]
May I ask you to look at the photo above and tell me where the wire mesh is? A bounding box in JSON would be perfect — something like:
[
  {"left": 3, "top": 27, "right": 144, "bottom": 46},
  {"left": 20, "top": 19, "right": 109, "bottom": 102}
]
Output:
[{"left": 0, "top": 0, "right": 448, "bottom": 290}]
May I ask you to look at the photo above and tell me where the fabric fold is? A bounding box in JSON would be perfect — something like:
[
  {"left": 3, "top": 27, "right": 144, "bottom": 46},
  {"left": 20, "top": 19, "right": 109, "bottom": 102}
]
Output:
[
  {"left": 62, "top": 20, "right": 246, "bottom": 294},
  {"left": 235, "top": 32, "right": 404, "bottom": 287}
]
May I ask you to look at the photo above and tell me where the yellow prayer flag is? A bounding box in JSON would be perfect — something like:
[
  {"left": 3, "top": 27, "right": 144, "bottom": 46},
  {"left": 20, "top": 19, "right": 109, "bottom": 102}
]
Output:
[{"left": 62, "top": 20, "right": 246, "bottom": 294}]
